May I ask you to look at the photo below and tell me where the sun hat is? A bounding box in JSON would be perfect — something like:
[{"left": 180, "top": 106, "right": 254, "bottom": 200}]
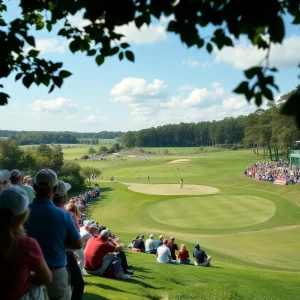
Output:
[
  {"left": 54, "top": 180, "right": 72, "bottom": 197},
  {"left": 100, "top": 229, "right": 110, "bottom": 238},
  {"left": 10, "top": 169, "right": 21, "bottom": 179},
  {"left": 0, "top": 186, "right": 29, "bottom": 216},
  {"left": 194, "top": 244, "right": 200, "bottom": 249},
  {"left": 34, "top": 169, "right": 58, "bottom": 187}
]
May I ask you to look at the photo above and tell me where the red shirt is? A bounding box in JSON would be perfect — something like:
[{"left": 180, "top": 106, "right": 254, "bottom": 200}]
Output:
[
  {"left": 0, "top": 236, "right": 43, "bottom": 300},
  {"left": 84, "top": 236, "right": 115, "bottom": 270},
  {"left": 178, "top": 250, "right": 189, "bottom": 261}
]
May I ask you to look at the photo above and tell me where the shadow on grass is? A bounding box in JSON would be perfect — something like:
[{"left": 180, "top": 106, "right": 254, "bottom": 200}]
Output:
[{"left": 83, "top": 292, "right": 110, "bottom": 300}]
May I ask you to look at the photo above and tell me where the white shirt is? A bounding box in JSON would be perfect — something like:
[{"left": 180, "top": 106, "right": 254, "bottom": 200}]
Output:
[
  {"left": 145, "top": 238, "right": 155, "bottom": 252},
  {"left": 156, "top": 246, "right": 171, "bottom": 263},
  {"left": 80, "top": 227, "right": 92, "bottom": 249},
  {"left": 16, "top": 184, "right": 35, "bottom": 203}
]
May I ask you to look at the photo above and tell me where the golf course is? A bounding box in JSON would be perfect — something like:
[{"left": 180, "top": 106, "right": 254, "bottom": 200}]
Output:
[{"left": 65, "top": 148, "right": 300, "bottom": 300}]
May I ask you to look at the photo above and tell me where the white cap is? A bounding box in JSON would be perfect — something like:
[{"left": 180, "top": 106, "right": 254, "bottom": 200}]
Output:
[
  {"left": 34, "top": 169, "right": 58, "bottom": 187},
  {"left": 84, "top": 220, "right": 93, "bottom": 227},
  {"left": 0, "top": 169, "right": 10, "bottom": 182},
  {"left": 100, "top": 229, "right": 110, "bottom": 238},
  {"left": 54, "top": 180, "right": 72, "bottom": 197},
  {"left": 0, "top": 186, "right": 29, "bottom": 216},
  {"left": 10, "top": 169, "right": 21, "bottom": 179},
  {"left": 90, "top": 223, "right": 99, "bottom": 230}
]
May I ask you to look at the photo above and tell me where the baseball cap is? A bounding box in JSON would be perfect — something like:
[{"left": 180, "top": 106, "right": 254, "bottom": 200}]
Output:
[
  {"left": 0, "top": 186, "right": 29, "bottom": 216},
  {"left": 0, "top": 169, "right": 10, "bottom": 182},
  {"left": 54, "top": 180, "right": 72, "bottom": 197},
  {"left": 10, "top": 169, "right": 21, "bottom": 179},
  {"left": 100, "top": 229, "right": 110, "bottom": 238},
  {"left": 90, "top": 223, "right": 99, "bottom": 230},
  {"left": 34, "top": 169, "right": 58, "bottom": 187},
  {"left": 194, "top": 244, "right": 200, "bottom": 249}
]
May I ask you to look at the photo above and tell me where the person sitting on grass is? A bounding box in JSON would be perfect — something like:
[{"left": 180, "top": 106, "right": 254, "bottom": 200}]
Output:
[
  {"left": 167, "top": 237, "right": 179, "bottom": 260},
  {"left": 156, "top": 239, "right": 179, "bottom": 264},
  {"left": 155, "top": 235, "right": 164, "bottom": 249},
  {"left": 128, "top": 234, "right": 139, "bottom": 249},
  {"left": 177, "top": 244, "right": 190, "bottom": 264},
  {"left": 84, "top": 230, "right": 133, "bottom": 279},
  {"left": 0, "top": 186, "right": 52, "bottom": 300},
  {"left": 132, "top": 234, "right": 146, "bottom": 252},
  {"left": 193, "top": 244, "right": 211, "bottom": 267},
  {"left": 145, "top": 234, "right": 156, "bottom": 254}
]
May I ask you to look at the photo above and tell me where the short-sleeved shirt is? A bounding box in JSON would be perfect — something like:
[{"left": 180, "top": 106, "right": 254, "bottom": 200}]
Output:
[
  {"left": 1, "top": 236, "right": 43, "bottom": 300},
  {"left": 26, "top": 198, "right": 80, "bottom": 267},
  {"left": 167, "top": 241, "right": 178, "bottom": 260},
  {"left": 156, "top": 246, "right": 171, "bottom": 263},
  {"left": 178, "top": 250, "right": 189, "bottom": 261},
  {"left": 155, "top": 239, "right": 163, "bottom": 249},
  {"left": 133, "top": 239, "right": 145, "bottom": 251},
  {"left": 80, "top": 227, "right": 92, "bottom": 250},
  {"left": 193, "top": 249, "right": 207, "bottom": 264},
  {"left": 14, "top": 184, "right": 35, "bottom": 203},
  {"left": 145, "top": 238, "right": 155, "bottom": 252},
  {"left": 84, "top": 236, "right": 115, "bottom": 270}
]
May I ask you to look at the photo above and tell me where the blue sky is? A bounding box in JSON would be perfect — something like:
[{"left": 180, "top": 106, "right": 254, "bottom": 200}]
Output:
[{"left": 0, "top": 2, "right": 299, "bottom": 132}]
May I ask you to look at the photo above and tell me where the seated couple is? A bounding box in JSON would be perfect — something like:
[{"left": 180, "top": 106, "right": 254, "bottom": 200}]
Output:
[
  {"left": 156, "top": 240, "right": 211, "bottom": 266},
  {"left": 84, "top": 230, "right": 133, "bottom": 280}
]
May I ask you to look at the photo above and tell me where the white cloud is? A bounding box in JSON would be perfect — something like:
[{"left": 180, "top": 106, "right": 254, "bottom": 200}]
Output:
[
  {"left": 84, "top": 115, "right": 110, "bottom": 123},
  {"left": 215, "top": 35, "right": 300, "bottom": 69},
  {"left": 67, "top": 14, "right": 91, "bottom": 30},
  {"left": 31, "top": 39, "right": 69, "bottom": 54},
  {"left": 110, "top": 78, "right": 167, "bottom": 103},
  {"left": 182, "top": 58, "right": 212, "bottom": 68},
  {"left": 84, "top": 105, "right": 92, "bottom": 111},
  {"left": 28, "top": 97, "right": 78, "bottom": 114},
  {"left": 222, "top": 97, "right": 248, "bottom": 111}
]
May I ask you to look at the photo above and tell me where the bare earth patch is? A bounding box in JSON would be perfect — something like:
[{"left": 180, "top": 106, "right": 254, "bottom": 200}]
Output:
[
  {"left": 168, "top": 159, "right": 190, "bottom": 164},
  {"left": 127, "top": 183, "right": 219, "bottom": 195}
]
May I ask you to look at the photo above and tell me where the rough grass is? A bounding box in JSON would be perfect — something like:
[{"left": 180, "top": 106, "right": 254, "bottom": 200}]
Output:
[{"left": 77, "top": 149, "right": 300, "bottom": 299}]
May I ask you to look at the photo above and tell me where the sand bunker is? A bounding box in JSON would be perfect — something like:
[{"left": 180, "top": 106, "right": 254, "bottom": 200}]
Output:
[
  {"left": 168, "top": 159, "right": 190, "bottom": 164},
  {"left": 127, "top": 183, "right": 219, "bottom": 196}
]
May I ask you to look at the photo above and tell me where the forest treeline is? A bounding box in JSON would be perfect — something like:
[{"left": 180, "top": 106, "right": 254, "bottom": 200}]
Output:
[
  {"left": 0, "top": 130, "right": 124, "bottom": 145},
  {"left": 121, "top": 87, "right": 300, "bottom": 160}
]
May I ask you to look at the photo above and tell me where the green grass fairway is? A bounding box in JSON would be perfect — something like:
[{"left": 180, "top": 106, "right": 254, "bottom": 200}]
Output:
[
  {"left": 75, "top": 149, "right": 300, "bottom": 299},
  {"left": 148, "top": 195, "right": 276, "bottom": 229}
]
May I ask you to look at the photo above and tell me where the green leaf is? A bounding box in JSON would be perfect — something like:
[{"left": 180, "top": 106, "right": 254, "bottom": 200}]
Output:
[
  {"left": 25, "top": 36, "right": 35, "bottom": 47},
  {"left": 206, "top": 43, "right": 213, "bottom": 54},
  {"left": 0, "top": 92, "right": 10, "bottom": 105},
  {"left": 119, "top": 52, "right": 124, "bottom": 61},
  {"left": 59, "top": 70, "right": 72, "bottom": 78},
  {"left": 96, "top": 55, "right": 104, "bottom": 66},
  {"left": 110, "top": 47, "right": 119, "bottom": 56},
  {"left": 69, "top": 40, "right": 80, "bottom": 53},
  {"left": 48, "top": 2, "right": 55, "bottom": 11},
  {"left": 15, "top": 73, "right": 23, "bottom": 81},
  {"left": 87, "top": 49, "right": 96, "bottom": 56},
  {"left": 53, "top": 62, "right": 63, "bottom": 69},
  {"left": 262, "top": 88, "right": 274, "bottom": 101},
  {"left": 36, "top": 21, "right": 44, "bottom": 30},
  {"left": 255, "top": 92, "right": 262, "bottom": 106},
  {"left": 244, "top": 67, "right": 262, "bottom": 79},
  {"left": 22, "top": 74, "right": 34, "bottom": 88},
  {"left": 120, "top": 43, "right": 130, "bottom": 49},
  {"left": 125, "top": 50, "right": 134, "bottom": 62},
  {"left": 0, "top": 18, "right": 7, "bottom": 26},
  {"left": 48, "top": 84, "right": 55, "bottom": 93},
  {"left": 233, "top": 81, "right": 249, "bottom": 94},
  {"left": 28, "top": 49, "right": 40, "bottom": 58},
  {"left": 53, "top": 76, "right": 63, "bottom": 88},
  {"left": 46, "top": 22, "right": 52, "bottom": 32},
  {"left": 135, "top": 15, "right": 144, "bottom": 28},
  {"left": 281, "top": 91, "right": 300, "bottom": 115}
]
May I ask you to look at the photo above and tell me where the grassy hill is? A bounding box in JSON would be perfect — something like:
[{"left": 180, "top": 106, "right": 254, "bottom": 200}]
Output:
[{"left": 77, "top": 150, "right": 300, "bottom": 299}]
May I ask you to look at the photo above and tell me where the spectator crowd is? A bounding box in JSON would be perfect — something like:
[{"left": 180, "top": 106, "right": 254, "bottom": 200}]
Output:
[
  {"left": 0, "top": 167, "right": 211, "bottom": 300},
  {"left": 244, "top": 160, "right": 300, "bottom": 184}
]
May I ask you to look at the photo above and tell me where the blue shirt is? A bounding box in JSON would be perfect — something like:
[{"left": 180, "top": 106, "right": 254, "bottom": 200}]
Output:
[
  {"left": 26, "top": 198, "right": 80, "bottom": 267},
  {"left": 155, "top": 240, "right": 163, "bottom": 249}
]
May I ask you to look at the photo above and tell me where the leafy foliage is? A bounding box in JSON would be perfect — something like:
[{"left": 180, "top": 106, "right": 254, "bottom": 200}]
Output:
[{"left": 0, "top": 0, "right": 299, "bottom": 121}]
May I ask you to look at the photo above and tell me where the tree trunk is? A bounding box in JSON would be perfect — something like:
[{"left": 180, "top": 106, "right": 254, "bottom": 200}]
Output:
[{"left": 268, "top": 145, "right": 273, "bottom": 161}]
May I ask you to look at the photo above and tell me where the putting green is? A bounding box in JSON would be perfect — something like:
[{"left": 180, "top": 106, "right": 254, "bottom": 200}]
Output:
[
  {"left": 127, "top": 183, "right": 219, "bottom": 195},
  {"left": 148, "top": 195, "right": 276, "bottom": 229}
]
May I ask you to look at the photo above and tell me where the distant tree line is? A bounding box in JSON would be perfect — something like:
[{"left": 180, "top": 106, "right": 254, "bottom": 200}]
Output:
[
  {"left": 121, "top": 87, "right": 300, "bottom": 160},
  {"left": 0, "top": 140, "right": 101, "bottom": 191},
  {"left": 0, "top": 130, "right": 124, "bottom": 145}
]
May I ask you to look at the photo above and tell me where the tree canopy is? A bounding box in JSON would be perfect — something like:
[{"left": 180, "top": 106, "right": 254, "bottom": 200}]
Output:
[{"left": 0, "top": 1, "right": 299, "bottom": 125}]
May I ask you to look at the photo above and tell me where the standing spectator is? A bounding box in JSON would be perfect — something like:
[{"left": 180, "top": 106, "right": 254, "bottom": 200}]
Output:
[
  {"left": 9, "top": 169, "right": 34, "bottom": 203},
  {"left": 26, "top": 169, "right": 83, "bottom": 300},
  {"left": 177, "top": 244, "right": 190, "bottom": 264},
  {"left": 167, "top": 237, "right": 179, "bottom": 260},
  {"left": 0, "top": 186, "right": 52, "bottom": 300},
  {"left": 193, "top": 244, "right": 211, "bottom": 267},
  {"left": 53, "top": 180, "right": 85, "bottom": 300},
  {"left": 145, "top": 234, "right": 156, "bottom": 254},
  {"left": 155, "top": 235, "right": 164, "bottom": 249}
]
